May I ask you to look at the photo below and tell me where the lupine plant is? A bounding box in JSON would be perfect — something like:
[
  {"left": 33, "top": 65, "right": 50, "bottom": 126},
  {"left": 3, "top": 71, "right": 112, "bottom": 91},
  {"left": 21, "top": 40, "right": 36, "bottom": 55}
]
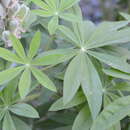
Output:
[
  {"left": 0, "top": 0, "right": 31, "bottom": 47},
  {"left": 1, "top": 0, "right": 130, "bottom": 130}
]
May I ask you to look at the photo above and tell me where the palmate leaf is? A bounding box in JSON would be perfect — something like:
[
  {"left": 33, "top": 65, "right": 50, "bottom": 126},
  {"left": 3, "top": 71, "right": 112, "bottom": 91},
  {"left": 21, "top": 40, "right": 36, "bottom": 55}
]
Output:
[
  {"left": 58, "top": 20, "right": 129, "bottom": 48},
  {"left": 50, "top": 92, "right": 86, "bottom": 111},
  {"left": 91, "top": 95, "right": 130, "bottom": 130},
  {"left": 72, "top": 105, "right": 92, "bottom": 130},
  {"left": 32, "top": 48, "right": 78, "bottom": 65},
  {"left": 3, "top": 112, "right": 16, "bottom": 130},
  {"left": 19, "top": 68, "right": 31, "bottom": 98},
  {"left": 0, "top": 66, "right": 24, "bottom": 85},
  {"left": 0, "top": 32, "right": 72, "bottom": 97},
  {"left": 88, "top": 50, "right": 130, "bottom": 73},
  {"left": 31, "top": 67, "right": 57, "bottom": 92},
  {"left": 32, "top": 0, "right": 80, "bottom": 34},
  {"left": 63, "top": 53, "right": 102, "bottom": 119},
  {"left": 10, "top": 103, "right": 39, "bottom": 118}
]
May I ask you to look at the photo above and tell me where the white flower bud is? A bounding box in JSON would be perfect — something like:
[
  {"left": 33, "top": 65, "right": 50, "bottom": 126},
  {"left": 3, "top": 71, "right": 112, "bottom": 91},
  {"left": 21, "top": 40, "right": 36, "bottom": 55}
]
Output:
[
  {"left": 9, "top": 19, "right": 19, "bottom": 31},
  {"left": 2, "top": 31, "right": 11, "bottom": 41},
  {"left": 15, "top": 4, "right": 30, "bottom": 21},
  {"left": 2, "top": 31, "right": 12, "bottom": 47}
]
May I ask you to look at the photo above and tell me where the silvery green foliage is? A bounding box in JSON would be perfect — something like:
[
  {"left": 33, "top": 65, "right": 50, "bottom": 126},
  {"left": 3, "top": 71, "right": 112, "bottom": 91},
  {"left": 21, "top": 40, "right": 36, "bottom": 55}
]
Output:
[
  {"left": 0, "top": 0, "right": 30, "bottom": 47},
  {"left": 1, "top": 0, "right": 130, "bottom": 130}
]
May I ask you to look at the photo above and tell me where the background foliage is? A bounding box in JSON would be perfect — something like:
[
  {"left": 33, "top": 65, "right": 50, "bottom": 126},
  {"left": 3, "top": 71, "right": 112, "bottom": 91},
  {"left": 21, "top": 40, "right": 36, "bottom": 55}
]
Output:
[{"left": 1, "top": 0, "right": 130, "bottom": 130}]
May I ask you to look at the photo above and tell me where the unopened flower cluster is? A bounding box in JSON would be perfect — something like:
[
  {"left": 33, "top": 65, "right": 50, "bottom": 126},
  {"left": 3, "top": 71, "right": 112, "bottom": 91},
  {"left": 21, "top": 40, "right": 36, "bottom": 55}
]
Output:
[{"left": 0, "top": 0, "right": 29, "bottom": 47}]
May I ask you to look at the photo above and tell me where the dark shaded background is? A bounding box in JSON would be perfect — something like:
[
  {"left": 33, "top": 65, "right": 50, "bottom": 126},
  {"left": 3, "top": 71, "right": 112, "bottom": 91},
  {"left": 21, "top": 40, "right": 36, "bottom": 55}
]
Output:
[{"left": 80, "top": 0, "right": 130, "bottom": 23}]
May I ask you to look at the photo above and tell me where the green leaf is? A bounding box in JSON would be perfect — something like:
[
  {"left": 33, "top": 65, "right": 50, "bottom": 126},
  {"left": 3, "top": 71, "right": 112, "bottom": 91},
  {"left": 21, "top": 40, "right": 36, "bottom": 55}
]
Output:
[
  {"left": 109, "top": 123, "right": 121, "bottom": 130},
  {"left": 58, "top": 25, "right": 80, "bottom": 47},
  {"left": 103, "top": 68, "right": 130, "bottom": 80},
  {"left": 101, "top": 46, "right": 130, "bottom": 59},
  {"left": 81, "top": 54, "right": 103, "bottom": 119},
  {"left": 108, "top": 93, "right": 120, "bottom": 101},
  {"left": 50, "top": 92, "right": 86, "bottom": 111},
  {"left": 72, "top": 23, "right": 84, "bottom": 45},
  {"left": 0, "top": 66, "right": 24, "bottom": 85},
  {"left": 88, "top": 50, "right": 130, "bottom": 73},
  {"left": 60, "top": 0, "right": 80, "bottom": 10},
  {"left": 109, "top": 82, "right": 130, "bottom": 92},
  {"left": 32, "top": 48, "right": 77, "bottom": 65},
  {"left": 63, "top": 54, "right": 81, "bottom": 104},
  {"left": 31, "top": 67, "right": 57, "bottom": 92},
  {"left": 104, "top": 95, "right": 112, "bottom": 107},
  {"left": 0, "top": 109, "right": 5, "bottom": 121},
  {"left": 59, "top": 13, "right": 81, "bottom": 22},
  {"left": 10, "top": 103, "right": 39, "bottom": 118},
  {"left": 32, "top": 9, "right": 53, "bottom": 17},
  {"left": 28, "top": 31, "right": 41, "bottom": 59},
  {"left": 94, "top": 21, "right": 128, "bottom": 32},
  {"left": 31, "top": 0, "right": 49, "bottom": 10},
  {"left": 10, "top": 35, "right": 26, "bottom": 59},
  {"left": 73, "top": 21, "right": 95, "bottom": 45},
  {"left": 2, "top": 77, "right": 19, "bottom": 103},
  {"left": 48, "top": 16, "right": 58, "bottom": 35},
  {"left": 72, "top": 105, "right": 92, "bottom": 130},
  {"left": 0, "top": 47, "right": 23, "bottom": 63},
  {"left": 91, "top": 96, "right": 130, "bottom": 130},
  {"left": 3, "top": 112, "right": 16, "bottom": 130},
  {"left": 44, "top": 0, "right": 56, "bottom": 9},
  {"left": 53, "top": 126, "right": 72, "bottom": 130},
  {"left": 120, "top": 12, "right": 130, "bottom": 21},
  {"left": 19, "top": 68, "right": 31, "bottom": 98},
  {"left": 87, "top": 27, "right": 130, "bottom": 49},
  {"left": 71, "top": 4, "right": 83, "bottom": 19},
  {"left": 13, "top": 116, "right": 32, "bottom": 130}
]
